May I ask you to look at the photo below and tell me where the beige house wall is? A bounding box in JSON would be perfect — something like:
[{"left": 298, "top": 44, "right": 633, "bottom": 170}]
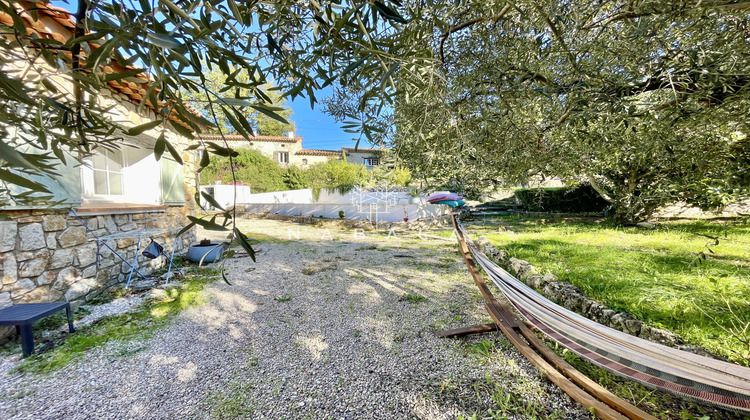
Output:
[{"left": 296, "top": 155, "right": 336, "bottom": 167}]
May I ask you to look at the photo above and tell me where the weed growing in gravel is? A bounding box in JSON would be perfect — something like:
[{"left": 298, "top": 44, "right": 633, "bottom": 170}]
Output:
[
  {"left": 204, "top": 380, "right": 255, "bottom": 419},
  {"left": 484, "top": 374, "right": 547, "bottom": 419},
  {"left": 13, "top": 268, "right": 220, "bottom": 374},
  {"left": 355, "top": 245, "right": 379, "bottom": 251},
  {"left": 399, "top": 293, "right": 427, "bottom": 304},
  {"left": 301, "top": 264, "right": 335, "bottom": 275},
  {"left": 464, "top": 340, "right": 496, "bottom": 363},
  {"left": 276, "top": 296, "right": 292, "bottom": 302}
]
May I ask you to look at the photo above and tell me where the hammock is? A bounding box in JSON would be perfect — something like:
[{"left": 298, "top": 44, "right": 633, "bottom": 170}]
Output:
[{"left": 455, "top": 219, "right": 750, "bottom": 415}]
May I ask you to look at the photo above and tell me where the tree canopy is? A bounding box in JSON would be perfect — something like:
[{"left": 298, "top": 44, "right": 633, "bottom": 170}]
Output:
[
  {"left": 388, "top": 0, "right": 750, "bottom": 222},
  {"left": 0, "top": 0, "right": 424, "bottom": 206},
  {"left": 2, "top": 0, "right": 749, "bottom": 224},
  {"left": 180, "top": 68, "right": 296, "bottom": 137}
]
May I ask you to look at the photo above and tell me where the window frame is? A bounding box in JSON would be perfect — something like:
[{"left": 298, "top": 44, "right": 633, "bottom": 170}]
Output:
[
  {"left": 364, "top": 157, "right": 380, "bottom": 167},
  {"left": 87, "top": 148, "right": 126, "bottom": 198}
]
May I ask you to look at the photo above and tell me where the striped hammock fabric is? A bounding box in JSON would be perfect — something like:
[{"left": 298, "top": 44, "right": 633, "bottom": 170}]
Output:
[{"left": 456, "top": 220, "right": 750, "bottom": 415}]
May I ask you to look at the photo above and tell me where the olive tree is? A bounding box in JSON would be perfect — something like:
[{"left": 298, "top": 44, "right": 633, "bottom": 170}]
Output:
[
  {"left": 390, "top": 0, "right": 750, "bottom": 222},
  {"left": 0, "top": 0, "right": 430, "bottom": 250}
]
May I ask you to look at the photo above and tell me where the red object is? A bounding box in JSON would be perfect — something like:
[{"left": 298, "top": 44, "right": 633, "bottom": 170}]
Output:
[{"left": 427, "top": 193, "right": 463, "bottom": 203}]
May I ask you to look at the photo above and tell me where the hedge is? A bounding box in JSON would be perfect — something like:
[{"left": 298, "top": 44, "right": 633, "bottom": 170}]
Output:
[{"left": 514, "top": 184, "right": 611, "bottom": 213}]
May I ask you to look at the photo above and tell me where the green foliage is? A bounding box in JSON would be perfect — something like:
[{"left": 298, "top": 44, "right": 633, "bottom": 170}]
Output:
[
  {"left": 202, "top": 149, "right": 286, "bottom": 193},
  {"left": 514, "top": 184, "right": 611, "bottom": 214},
  {"left": 370, "top": 165, "right": 412, "bottom": 186},
  {"left": 399, "top": 293, "right": 427, "bottom": 304},
  {"left": 381, "top": 1, "right": 750, "bottom": 223},
  {"left": 0, "top": 0, "right": 421, "bottom": 258},
  {"left": 478, "top": 216, "right": 750, "bottom": 365},
  {"left": 305, "top": 160, "right": 369, "bottom": 197},
  {"left": 182, "top": 71, "right": 295, "bottom": 136},
  {"left": 283, "top": 167, "right": 309, "bottom": 190}
]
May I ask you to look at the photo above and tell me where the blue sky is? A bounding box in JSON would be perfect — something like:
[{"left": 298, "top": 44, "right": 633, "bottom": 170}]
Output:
[
  {"left": 47, "top": 0, "right": 373, "bottom": 151},
  {"left": 289, "top": 97, "right": 371, "bottom": 151}
]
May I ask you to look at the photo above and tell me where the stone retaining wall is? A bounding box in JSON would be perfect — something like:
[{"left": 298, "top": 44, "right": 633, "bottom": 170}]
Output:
[
  {"left": 0, "top": 208, "right": 195, "bottom": 339},
  {"left": 474, "top": 237, "right": 717, "bottom": 357}
]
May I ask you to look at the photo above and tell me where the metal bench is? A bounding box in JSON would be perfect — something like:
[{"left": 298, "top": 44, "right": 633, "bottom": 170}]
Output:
[{"left": 0, "top": 302, "right": 75, "bottom": 357}]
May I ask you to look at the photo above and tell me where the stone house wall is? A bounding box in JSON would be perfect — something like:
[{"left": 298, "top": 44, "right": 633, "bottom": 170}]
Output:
[{"left": 0, "top": 207, "right": 196, "bottom": 339}]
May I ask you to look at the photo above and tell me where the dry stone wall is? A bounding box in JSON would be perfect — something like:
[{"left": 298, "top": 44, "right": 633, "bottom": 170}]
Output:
[{"left": 0, "top": 208, "right": 195, "bottom": 338}]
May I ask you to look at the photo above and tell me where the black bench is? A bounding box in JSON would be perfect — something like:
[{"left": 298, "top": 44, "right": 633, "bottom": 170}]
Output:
[{"left": 0, "top": 302, "right": 75, "bottom": 357}]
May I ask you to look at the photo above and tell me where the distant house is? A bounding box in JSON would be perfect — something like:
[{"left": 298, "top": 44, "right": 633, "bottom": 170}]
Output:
[
  {"left": 195, "top": 134, "right": 386, "bottom": 169},
  {"left": 341, "top": 147, "right": 386, "bottom": 169},
  {"left": 0, "top": 2, "right": 197, "bottom": 313}
]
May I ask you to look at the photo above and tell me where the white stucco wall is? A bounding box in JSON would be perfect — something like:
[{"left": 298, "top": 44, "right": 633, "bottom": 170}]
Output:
[{"left": 236, "top": 188, "right": 448, "bottom": 222}]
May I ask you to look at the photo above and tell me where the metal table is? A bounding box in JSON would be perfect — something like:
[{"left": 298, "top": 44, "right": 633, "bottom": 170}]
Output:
[{"left": 0, "top": 302, "right": 75, "bottom": 357}]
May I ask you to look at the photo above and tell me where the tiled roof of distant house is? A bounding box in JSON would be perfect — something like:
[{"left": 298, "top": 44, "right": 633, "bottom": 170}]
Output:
[
  {"left": 295, "top": 149, "right": 341, "bottom": 156},
  {"left": 197, "top": 134, "right": 302, "bottom": 143},
  {"left": 341, "top": 147, "right": 386, "bottom": 152}
]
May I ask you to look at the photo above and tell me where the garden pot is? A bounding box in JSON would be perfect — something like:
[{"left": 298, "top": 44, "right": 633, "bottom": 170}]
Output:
[{"left": 187, "top": 242, "right": 223, "bottom": 263}]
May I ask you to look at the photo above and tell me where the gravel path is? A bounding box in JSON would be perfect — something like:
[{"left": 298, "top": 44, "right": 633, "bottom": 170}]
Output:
[{"left": 0, "top": 218, "right": 588, "bottom": 419}]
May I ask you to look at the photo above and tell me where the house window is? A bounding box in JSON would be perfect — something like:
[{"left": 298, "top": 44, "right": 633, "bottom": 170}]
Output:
[
  {"left": 277, "top": 151, "right": 289, "bottom": 164},
  {"left": 364, "top": 157, "right": 380, "bottom": 167},
  {"left": 302, "top": 159, "right": 308, "bottom": 165},
  {"left": 92, "top": 149, "right": 124, "bottom": 195}
]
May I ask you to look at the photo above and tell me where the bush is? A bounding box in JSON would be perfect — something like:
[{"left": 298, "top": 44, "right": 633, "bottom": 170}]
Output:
[
  {"left": 201, "top": 149, "right": 287, "bottom": 193},
  {"left": 305, "top": 160, "right": 369, "bottom": 196},
  {"left": 283, "top": 167, "right": 309, "bottom": 190},
  {"left": 514, "top": 184, "right": 611, "bottom": 213}
]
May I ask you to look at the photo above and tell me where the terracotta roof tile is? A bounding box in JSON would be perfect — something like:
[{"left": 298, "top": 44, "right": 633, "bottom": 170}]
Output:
[
  {"left": 296, "top": 149, "right": 341, "bottom": 156},
  {"left": 4, "top": 1, "right": 202, "bottom": 131},
  {"left": 341, "top": 147, "right": 386, "bottom": 152},
  {"left": 197, "top": 134, "right": 301, "bottom": 143}
]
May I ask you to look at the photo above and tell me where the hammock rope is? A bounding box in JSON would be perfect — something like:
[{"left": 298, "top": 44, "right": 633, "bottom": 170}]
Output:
[{"left": 455, "top": 218, "right": 750, "bottom": 415}]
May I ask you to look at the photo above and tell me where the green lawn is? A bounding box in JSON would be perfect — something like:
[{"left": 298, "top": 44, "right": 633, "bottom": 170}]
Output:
[{"left": 464, "top": 216, "right": 750, "bottom": 365}]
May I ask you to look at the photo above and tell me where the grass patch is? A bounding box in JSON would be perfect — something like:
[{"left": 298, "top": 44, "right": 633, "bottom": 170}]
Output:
[
  {"left": 14, "top": 268, "right": 220, "bottom": 374},
  {"left": 477, "top": 216, "right": 750, "bottom": 364},
  {"left": 204, "top": 380, "right": 255, "bottom": 419},
  {"left": 464, "top": 340, "right": 496, "bottom": 363},
  {"left": 275, "top": 296, "right": 292, "bottom": 302},
  {"left": 301, "top": 264, "right": 335, "bottom": 275},
  {"left": 399, "top": 293, "right": 427, "bottom": 304}
]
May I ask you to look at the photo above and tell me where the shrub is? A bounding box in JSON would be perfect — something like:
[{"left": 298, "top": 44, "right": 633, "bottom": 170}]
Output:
[
  {"left": 283, "top": 167, "right": 309, "bottom": 190},
  {"left": 305, "top": 160, "right": 369, "bottom": 196},
  {"left": 514, "top": 183, "right": 611, "bottom": 213},
  {"left": 201, "top": 149, "right": 287, "bottom": 193}
]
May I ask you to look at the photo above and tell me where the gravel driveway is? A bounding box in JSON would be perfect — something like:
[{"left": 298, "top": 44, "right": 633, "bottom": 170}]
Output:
[{"left": 0, "top": 217, "right": 587, "bottom": 419}]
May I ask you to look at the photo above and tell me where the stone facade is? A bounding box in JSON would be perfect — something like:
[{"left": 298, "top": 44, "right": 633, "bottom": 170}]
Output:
[{"left": 0, "top": 208, "right": 195, "bottom": 338}]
